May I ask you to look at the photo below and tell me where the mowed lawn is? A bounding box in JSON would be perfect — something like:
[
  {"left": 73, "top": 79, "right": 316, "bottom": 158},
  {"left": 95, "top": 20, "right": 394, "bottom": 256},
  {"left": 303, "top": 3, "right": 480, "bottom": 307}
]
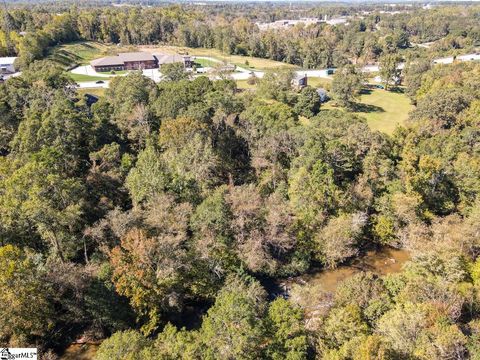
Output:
[
  {"left": 236, "top": 79, "right": 258, "bottom": 90},
  {"left": 354, "top": 89, "right": 413, "bottom": 134},
  {"left": 324, "top": 88, "right": 413, "bottom": 135},
  {"left": 69, "top": 73, "right": 111, "bottom": 82},
  {"left": 193, "top": 58, "right": 219, "bottom": 68},
  {"left": 307, "top": 77, "right": 332, "bottom": 89},
  {"left": 77, "top": 88, "right": 106, "bottom": 98}
]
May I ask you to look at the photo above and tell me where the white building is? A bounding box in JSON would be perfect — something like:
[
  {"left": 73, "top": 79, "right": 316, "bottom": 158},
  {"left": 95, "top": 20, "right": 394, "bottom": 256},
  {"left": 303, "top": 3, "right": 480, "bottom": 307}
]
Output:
[{"left": 0, "top": 57, "right": 17, "bottom": 73}]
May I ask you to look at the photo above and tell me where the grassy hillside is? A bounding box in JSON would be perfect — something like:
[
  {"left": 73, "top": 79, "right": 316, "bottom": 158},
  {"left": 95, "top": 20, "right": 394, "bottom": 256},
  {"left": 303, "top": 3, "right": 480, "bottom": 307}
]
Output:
[{"left": 48, "top": 41, "right": 137, "bottom": 69}]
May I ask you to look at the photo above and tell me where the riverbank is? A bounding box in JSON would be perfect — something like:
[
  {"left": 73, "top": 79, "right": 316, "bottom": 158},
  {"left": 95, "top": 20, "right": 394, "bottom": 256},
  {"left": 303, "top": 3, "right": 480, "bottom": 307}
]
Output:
[{"left": 282, "top": 247, "right": 411, "bottom": 330}]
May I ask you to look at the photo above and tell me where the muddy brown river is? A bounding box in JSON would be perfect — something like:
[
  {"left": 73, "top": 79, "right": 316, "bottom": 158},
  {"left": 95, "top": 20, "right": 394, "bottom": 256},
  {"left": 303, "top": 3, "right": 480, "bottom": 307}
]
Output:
[
  {"left": 61, "top": 247, "right": 410, "bottom": 359},
  {"left": 279, "top": 247, "right": 411, "bottom": 330},
  {"left": 298, "top": 247, "right": 410, "bottom": 292}
]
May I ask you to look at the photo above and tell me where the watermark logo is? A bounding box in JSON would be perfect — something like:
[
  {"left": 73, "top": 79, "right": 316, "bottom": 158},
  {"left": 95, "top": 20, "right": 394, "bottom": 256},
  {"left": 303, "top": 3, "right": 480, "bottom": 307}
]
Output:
[{"left": 0, "top": 348, "right": 37, "bottom": 360}]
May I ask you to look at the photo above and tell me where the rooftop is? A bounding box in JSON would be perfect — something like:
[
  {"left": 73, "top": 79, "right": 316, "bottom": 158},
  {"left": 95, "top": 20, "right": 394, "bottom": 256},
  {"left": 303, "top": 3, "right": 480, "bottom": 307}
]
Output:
[
  {"left": 0, "top": 57, "right": 17, "bottom": 65},
  {"left": 118, "top": 52, "right": 156, "bottom": 62},
  {"left": 154, "top": 53, "right": 189, "bottom": 65},
  {"left": 90, "top": 56, "right": 125, "bottom": 67},
  {"left": 91, "top": 52, "right": 156, "bottom": 67}
]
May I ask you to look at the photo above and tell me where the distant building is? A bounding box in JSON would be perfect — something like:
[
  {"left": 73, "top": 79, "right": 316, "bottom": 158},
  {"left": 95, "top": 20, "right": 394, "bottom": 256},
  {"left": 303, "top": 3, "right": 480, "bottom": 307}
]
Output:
[
  {"left": 292, "top": 74, "right": 307, "bottom": 89},
  {"left": 256, "top": 16, "right": 351, "bottom": 31},
  {"left": 0, "top": 57, "right": 17, "bottom": 74},
  {"left": 90, "top": 52, "right": 193, "bottom": 72},
  {"left": 256, "top": 18, "right": 322, "bottom": 31}
]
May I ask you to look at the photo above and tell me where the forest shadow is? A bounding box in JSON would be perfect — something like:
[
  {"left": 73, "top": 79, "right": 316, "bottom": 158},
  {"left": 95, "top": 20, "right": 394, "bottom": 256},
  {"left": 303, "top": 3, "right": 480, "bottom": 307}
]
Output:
[
  {"left": 388, "top": 87, "right": 405, "bottom": 94},
  {"left": 352, "top": 102, "right": 385, "bottom": 113}
]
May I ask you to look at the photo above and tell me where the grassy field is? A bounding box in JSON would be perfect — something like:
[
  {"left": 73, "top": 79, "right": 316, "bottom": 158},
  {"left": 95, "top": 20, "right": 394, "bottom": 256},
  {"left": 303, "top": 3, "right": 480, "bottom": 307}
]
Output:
[
  {"left": 139, "top": 45, "right": 297, "bottom": 71},
  {"left": 323, "top": 88, "right": 413, "bottom": 134},
  {"left": 194, "top": 58, "right": 218, "bottom": 68},
  {"left": 101, "top": 70, "right": 128, "bottom": 75},
  {"left": 77, "top": 88, "right": 106, "bottom": 98},
  {"left": 307, "top": 77, "right": 332, "bottom": 89},
  {"left": 353, "top": 88, "right": 413, "bottom": 134},
  {"left": 236, "top": 79, "right": 257, "bottom": 90},
  {"left": 69, "top": 73, "right": 111, "bottom": 82}
]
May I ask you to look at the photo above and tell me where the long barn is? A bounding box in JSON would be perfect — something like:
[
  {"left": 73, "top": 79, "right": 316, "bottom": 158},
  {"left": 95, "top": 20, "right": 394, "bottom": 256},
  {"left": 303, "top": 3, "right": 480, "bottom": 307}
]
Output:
[{"left": 90, "top": 52, "right": 193, "bottom": 72}]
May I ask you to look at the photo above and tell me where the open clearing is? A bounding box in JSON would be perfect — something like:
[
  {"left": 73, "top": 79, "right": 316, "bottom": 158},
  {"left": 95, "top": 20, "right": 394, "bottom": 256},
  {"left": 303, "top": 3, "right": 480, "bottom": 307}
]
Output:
[
  {"left": 353, "top": 88, "right": 413, "bottom": 134},
  {"left": 70, "top": 73, "right": 113, "bottom": 82},
  {"left": 236, "top": 79, "right": 258, "bottom": 89},
  {"left": 307, "top": 76, "right": 332, "bottom": 89},
  {"left": 48, "top": 41, "right": 137, "bottom": 68},
  {"left": 323, "top": 88, "right": 413, "bottom": 134},
  {"left": 236, "top": 76, "right": 411, "bottom": 135},
  {"left": 193, "top": 58, "right": 218, "bottom": 68},
  {"left": 139, "top": 45, "right": 297, "bottom": 71},
  {"left": 54, "top": 42, "right": 411, "bottom": 134},
  {"left": 76, "top": 88, "right": 106, "bottom": 98}
]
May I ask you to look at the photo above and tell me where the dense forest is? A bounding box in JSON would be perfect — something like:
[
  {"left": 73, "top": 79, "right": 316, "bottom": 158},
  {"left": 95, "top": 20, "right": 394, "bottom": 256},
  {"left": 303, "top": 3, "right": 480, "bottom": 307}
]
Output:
[{"left": 0, "top": 1, "right": 480, "bottom": 360}]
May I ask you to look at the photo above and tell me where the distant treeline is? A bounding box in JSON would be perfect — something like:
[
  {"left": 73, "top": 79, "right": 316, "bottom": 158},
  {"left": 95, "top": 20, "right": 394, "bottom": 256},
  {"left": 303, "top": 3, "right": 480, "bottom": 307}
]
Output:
[{"left": 1, "top": 4, "right": 479, "bottom": 69}]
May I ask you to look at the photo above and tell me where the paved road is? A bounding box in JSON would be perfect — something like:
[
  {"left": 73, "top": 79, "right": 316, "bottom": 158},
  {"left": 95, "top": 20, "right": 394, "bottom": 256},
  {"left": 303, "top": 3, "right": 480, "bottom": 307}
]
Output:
[
  {"left": 74, "top": 52, "right": 480, "bottom": 89},
  {"left": 433, "top": 53, "right": 480, "bottom": 65},
  {"left": 77, "top": 81, "right": 110, "bottom": 89}
]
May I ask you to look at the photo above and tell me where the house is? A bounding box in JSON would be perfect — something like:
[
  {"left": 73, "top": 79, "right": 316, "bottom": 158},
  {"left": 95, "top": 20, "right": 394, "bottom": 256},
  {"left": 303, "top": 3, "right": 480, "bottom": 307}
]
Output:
[
  {"left": 90, "top": 52, "right": 158, "bottom": 72},
  {"left": 256, "top": 18, "right": 322, "bottom": 31},
  {"left": 0, "top": 57, "right": 17, "bottom": 73},
  {"left": 292, "top": 74, "right": 307, "bottom": 89}
]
